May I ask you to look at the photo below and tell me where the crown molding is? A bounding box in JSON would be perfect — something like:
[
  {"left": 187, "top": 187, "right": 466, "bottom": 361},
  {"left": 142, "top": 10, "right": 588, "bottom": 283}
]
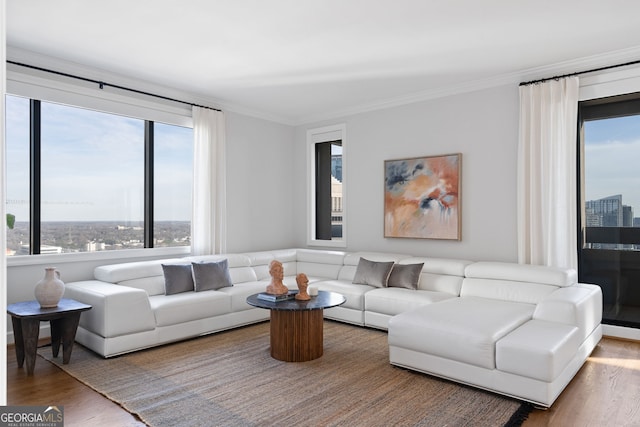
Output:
[{"left": 294, "top": 45, "right": 640, "bottom": 126}]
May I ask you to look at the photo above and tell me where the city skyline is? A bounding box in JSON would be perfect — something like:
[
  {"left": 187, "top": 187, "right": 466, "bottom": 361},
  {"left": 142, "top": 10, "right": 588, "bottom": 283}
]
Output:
[
  {"left": 585, "top": 194, "right": 635, "bottom": 226},
  {"left": 5, "top": 220, "right": 190, "bottom": 256},
  {"left": 584, "top": 114, "right": 640, "bottom": 217}
]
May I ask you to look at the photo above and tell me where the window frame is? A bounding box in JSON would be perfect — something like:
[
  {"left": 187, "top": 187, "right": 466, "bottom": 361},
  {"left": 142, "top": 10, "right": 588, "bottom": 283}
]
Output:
[
  {"left": 306, "top": 124, "right": 347, "bottom": 248},
  {"left": 578, "top": 93, "right": 640, "bottom": 250},
  {"left": 6, "top": 65, "right": 194, "bottom": 262},
  {"left": 577, "top": 92, "right": 640, "bottom": 329}
]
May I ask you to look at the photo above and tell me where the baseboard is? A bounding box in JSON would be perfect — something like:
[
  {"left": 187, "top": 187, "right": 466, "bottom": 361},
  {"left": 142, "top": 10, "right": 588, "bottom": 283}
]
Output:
[{"left": 602, "top": 324, "right": 640, "bottom": 342}]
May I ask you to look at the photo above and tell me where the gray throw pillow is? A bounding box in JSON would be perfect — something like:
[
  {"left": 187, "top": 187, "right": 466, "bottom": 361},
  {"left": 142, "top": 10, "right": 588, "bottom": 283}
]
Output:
[
  {"left": 388, "top": 263, "right": 424, "bottom": 289},
  {"left": 352, "top": 258, "right": 394, "bottom": 288},
  {"left": 192, "top": 259, "right": 233, "bottom": 291},
  {"left": 162, "top": 264, "right": 195, "bottom": 295}
]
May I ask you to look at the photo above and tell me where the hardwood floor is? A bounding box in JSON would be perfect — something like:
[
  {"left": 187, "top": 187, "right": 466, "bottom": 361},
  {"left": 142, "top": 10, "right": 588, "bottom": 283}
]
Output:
[
  {"left": 6, "top": 341, "right": 145, "bottom": 426},
  {"left": 523, "top": 337, "right": 640, "bottom": 426},
  {"left": 6, "top": 337, "right": 640, "bottom": 427}
]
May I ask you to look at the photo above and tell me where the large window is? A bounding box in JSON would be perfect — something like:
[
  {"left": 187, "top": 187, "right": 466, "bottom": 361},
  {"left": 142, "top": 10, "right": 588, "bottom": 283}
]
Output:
[
  {"left": 5, "top": 95, "right": 30, "bottom": 255},
  {"left": 5, "top": 94, "right": 193, "bottom": 256},
  {"left": 153, "top": 122, "right": 193, "bottom": 247},
  {"left": 307, "top": 124, "right": 346, "bottom": 247},
  {"left": 579, "top": 93, "right": 640, "bottom": 328}
]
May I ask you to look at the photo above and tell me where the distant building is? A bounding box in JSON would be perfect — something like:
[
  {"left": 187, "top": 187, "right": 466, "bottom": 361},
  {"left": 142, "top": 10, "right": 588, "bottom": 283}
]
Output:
[
  {"left": 331, "top": 155, "right": 342, "bottom": 182},
  {"left": 18, "top": 244, "right": 63, "bottom": 255},
  {"left": 623, "top": 205, "right": 634, "bottom": 227},
  {"left": 86, "top": 241, "right": 106, "bottom": 252},
  {"left": 331, "top": 175, "right": 343, "bottom": 238},
  {"left": 585, "top": 195, "right": 624, "bottom": 227},
  {"left": 585, "top": 195, "right": 636, "bottom": 250},
  {"left": 585, "top": 206, "right": 603, "bottom": 226}
]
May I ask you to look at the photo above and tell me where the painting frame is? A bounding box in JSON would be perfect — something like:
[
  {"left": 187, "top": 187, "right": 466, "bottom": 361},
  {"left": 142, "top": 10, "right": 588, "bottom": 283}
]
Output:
[{"left": 384, "top": 153, "right": 461, "bottom": 240}]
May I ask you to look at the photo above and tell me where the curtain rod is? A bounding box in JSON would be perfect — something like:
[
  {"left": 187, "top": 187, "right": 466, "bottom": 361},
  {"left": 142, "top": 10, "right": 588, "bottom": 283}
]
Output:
[
  {"left": 519, "top": 58, "right": 640, "bottom": 86},
  {"left": 7, "top": 60, "right": 222, "bottom": 112}
]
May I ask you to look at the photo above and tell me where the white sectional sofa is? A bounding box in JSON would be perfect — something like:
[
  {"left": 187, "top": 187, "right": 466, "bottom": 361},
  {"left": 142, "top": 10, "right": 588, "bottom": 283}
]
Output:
[
  {"left": 64, "top": 248, "right": 602, "bottom": 408},
  {"left": 387, "top": 261, "right": 602, "bottom": 407}
]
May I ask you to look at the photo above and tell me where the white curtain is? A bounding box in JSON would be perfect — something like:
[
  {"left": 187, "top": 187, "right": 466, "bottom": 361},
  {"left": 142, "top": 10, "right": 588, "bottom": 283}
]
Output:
[
  {"left": 191, "top": 106, "right": 227, "bottom": 255},
  {"left": 517, "top": 77, "right": 579, "bottom": 269}
]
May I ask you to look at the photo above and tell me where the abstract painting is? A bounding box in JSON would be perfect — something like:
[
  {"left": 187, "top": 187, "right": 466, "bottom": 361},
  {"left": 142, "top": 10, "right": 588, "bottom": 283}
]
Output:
[{"left": 384, "top": 153, "right": 461, "bottom": 240}]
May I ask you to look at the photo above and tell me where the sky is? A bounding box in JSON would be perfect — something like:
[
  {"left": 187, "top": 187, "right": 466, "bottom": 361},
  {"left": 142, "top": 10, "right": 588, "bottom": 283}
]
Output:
[
  {"left": 5, "top": 95, "right": 193, "bottom": 222},
  {"left": 584, "top": 114, "right": 640, "bottom": 217}
]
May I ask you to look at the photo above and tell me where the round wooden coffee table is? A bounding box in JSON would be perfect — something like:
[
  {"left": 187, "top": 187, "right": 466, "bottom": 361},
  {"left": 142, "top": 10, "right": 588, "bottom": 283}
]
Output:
[{"left": 246, "top": 291, "right": 345, "bottom": 362}]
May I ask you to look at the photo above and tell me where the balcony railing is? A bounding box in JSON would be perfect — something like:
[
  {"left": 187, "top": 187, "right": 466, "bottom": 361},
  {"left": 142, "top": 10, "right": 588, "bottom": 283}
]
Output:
[
  {"left": 581, "top": 226, "right": 640, "bottom": 328},
  {"left": 584, "top": 226, "right": 640, "bottom": 250}
]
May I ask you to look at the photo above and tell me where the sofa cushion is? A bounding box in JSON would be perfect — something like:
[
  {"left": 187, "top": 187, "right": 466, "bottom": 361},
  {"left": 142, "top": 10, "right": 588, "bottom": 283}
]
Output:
[
  {"left": 95, "top": 258, "right": 183, "bottom": 283},
  {"left": 365, "top": 287, "right": 455, "bottom": 316},
  {"left": 461, "top": 277, "right": 558, "bottom": 304},
  {"left": 464, "top": 262, "right": 577, "bottom": 287},
  {"left": 400, "top": 257, "right": 472, "bottom": 276},
  {"left": 245, "top": 249, "right": 298, "bottom": 280},
  {"left": 313, "top": 279, "right": 373, "bottom": 310},
  {"left": 533, "top": 284, "right": 603, "bottom": 342},
  {"left": 388, "top": 297, "right": 535, "bottom": 369},
  {"left": 343, "top": 252, "right": 410, "bottom": 265},
  {"left": 496, "top": 319, "right": 580, "bottom": 382},
  {"left": 416, "top": 273, "right": 464, "bottom": 296},
  {"left": 296, "top": 248, "right": 346, "bottom": 264},
  {"left": 119, "top": 276, "right": 166, "bottom": 296},
  {"left": 228, "top": 267, "right": 259, "bottom": 284},
  {"left": 352, "top": 258, "right": 394, "bottom": 287},
  {"left": 388, "top": 263, "right": 423, "bottom": 289},
  {"left": 185, "top": 253, "right": 251, "bottom": 268},
  {"left": 192, "top": 260, "right": 233, "bottom": 291},
  {"left": 149, "top": 291, "right": 230, "bottom": 327},
  {"left": 218, "top": 281, "right": 270, "bottom": 312},
  {"left": 295, "top": 249, "right": 346, "bottom": 280},
  {"left": 398, "top": 257, "right": 470, "bottom": 296},
  {"left": 64, "top": 280, "right": 156, "bottom": 338},
  {"left": 161, "top": 264, "right": 194, "bottom": 295}
]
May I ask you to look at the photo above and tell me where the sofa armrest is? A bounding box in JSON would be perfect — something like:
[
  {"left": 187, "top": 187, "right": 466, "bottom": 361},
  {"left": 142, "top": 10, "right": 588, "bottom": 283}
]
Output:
[
  {"left": 533, "top": 283, "right": 603, "bottom": 341},
  {"left": 65, "top": 280, "right": 156, "bottom": 338}
]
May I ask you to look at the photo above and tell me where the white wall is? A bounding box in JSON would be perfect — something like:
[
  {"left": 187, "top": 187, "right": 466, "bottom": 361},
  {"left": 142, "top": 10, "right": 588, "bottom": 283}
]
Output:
[
  {"left": 294, "top": 84, "right": 520, "bottom": 262},
  {"left": 224, "top": 111, "right": 297, "bottom": 252}
]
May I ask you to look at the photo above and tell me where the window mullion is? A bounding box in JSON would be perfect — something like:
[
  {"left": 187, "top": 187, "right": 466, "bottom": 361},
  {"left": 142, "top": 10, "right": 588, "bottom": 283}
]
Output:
[
  {"left": 29, "top": 99, "right": 41, "bottom": 255},
  {"left": 144, "top": 121, "right": 154, "bottom": 248}
]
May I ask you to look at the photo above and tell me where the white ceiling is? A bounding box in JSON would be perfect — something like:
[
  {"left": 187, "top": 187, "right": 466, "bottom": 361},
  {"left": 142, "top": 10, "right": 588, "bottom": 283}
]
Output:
[{"left": 7, "top": 0, "right": 640, "bottom": 124}]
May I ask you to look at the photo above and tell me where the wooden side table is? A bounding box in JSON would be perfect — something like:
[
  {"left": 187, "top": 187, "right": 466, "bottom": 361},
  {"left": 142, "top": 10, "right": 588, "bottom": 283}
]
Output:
[{"left": 7, "top": 298, "right": 92, "bottom": 375}]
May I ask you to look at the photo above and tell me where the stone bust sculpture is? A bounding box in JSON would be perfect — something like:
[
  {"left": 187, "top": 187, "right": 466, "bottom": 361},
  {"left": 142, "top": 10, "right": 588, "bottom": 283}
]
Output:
[
  {"left": 295, "top": 273, "right": 310, "bottom": 301},
  {"left": 265, "top": 260, "right": 289, "bottom": 295}
]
